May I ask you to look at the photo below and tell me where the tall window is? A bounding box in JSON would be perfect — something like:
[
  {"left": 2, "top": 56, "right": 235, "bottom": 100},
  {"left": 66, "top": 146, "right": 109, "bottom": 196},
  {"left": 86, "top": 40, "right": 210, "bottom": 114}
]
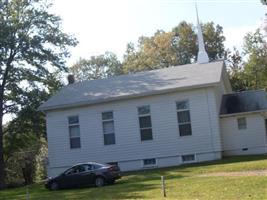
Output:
[
  {"left": 68, "top": 116, "right": 81, "bottom": 149},
  {"left": 102, "top": 111, "right": 116, "bottom": 145},
  {"left": 176, "top": 100, "right": 192, "bottom": 136},
  {"left": 237, "top": 117, "right": 247, "bottom": 130},
  {"left": 138, "top": 105, "right": 153, "bottom": 141}
]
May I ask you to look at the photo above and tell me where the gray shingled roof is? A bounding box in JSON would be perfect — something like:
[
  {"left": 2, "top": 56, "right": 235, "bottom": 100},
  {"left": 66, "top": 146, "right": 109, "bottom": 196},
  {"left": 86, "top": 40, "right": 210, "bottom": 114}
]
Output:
[
  {"left": 220, "top": 90, "right": 267, "bottom": 116},
  {"left": 39, "top": 60, "right": 224, "bottom": 111}
]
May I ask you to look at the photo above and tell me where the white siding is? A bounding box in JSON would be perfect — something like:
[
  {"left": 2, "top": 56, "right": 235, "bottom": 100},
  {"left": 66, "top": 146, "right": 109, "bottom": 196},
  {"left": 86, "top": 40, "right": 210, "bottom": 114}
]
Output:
[
  {"left": 220, "top": 113, "right": 267, "bottom": 155},
  {"left": 214, "top": 66, "right": 232, "bottom": 114},
  {"left": 212, "top": 73, "right": 231, "bottom": 159},
  {"left": 46, "top": 87, "right": 222, "bottom": 176}
]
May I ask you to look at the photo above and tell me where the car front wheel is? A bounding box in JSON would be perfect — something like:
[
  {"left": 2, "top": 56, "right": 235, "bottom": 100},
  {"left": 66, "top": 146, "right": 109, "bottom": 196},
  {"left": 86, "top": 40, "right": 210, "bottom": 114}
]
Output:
[{"left": 95, "top": 177, "right": 105, "bottom": 187}]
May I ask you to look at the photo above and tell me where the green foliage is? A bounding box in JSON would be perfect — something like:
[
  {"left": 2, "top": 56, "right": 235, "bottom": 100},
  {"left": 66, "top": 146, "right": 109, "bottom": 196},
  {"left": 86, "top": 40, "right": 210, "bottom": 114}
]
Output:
[
  {"left": 202, "top": 22, "right": 225, "bottom": 60},
  {"left": 122, "top": 21, "right": 225, "bottom": 73},
  {"left": 122, "top": 31, "right": 176, "bottom": 73},
  {"left": 0, "top": 0, "right": 77, "bottom": 112},
  {"left": 70, "top": 52, "right": 123, "bottom": 81},
  {"left": 0, "top": 0, "right": 77, "bottom": 188},
  {"left": 226, "top": 48, "right": 248, "bottom": 91},
  {"left": 4, "top": 85, "right": 61, "bottom": 186},
  {"left": 242, "top": 29, "right": 267, "bottom": 90},
  {"left": 172, "top": 21, "right": 197, "bottom": 65},
  {"left": 226, "top": 28, "right": 267, "bottom": 92},
  {"left": 3, "top": 71, "right": 62, "bottom": 186}
]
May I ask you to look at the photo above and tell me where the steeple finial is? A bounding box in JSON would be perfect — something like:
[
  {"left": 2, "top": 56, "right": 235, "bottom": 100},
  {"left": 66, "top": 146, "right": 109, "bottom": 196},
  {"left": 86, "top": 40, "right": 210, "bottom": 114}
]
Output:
[{"left": 195, "top": 3, "right": 209, "bottom": 64}]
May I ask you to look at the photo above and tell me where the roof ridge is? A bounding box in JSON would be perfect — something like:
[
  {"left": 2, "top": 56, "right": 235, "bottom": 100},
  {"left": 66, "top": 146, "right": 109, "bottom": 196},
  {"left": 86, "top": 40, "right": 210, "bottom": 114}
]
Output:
[
  {"left": 68, "top": 60, "right": 224, "bottom": 87},
  {"left": 40, "top": 60, "right": 225, "bottom": 111}
]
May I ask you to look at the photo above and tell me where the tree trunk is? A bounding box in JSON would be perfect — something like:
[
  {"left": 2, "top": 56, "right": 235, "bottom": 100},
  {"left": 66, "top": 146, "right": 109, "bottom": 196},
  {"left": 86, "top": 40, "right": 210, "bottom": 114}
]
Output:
[
  {"left": 0, "top": 55, "right": 14, "bottom": 189},
  {"left": 0, "top": 113, "right": 5, "bottom": 189},
  {"left": 22, "top": 153, "right": 35, "bottom": 185}
]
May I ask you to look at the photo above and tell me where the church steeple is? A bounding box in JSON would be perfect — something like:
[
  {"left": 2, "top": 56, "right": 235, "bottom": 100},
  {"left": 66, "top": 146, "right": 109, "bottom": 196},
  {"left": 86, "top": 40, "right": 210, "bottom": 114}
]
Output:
[{"left": 195, "top": 4, "right": 209, "bottom": 64}]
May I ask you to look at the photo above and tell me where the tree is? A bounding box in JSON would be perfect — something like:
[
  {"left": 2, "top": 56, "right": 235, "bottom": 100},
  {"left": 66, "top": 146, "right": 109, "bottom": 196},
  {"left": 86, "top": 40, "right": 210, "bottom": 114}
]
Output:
[
  {"left": 202, "top": 22, "right": 225, "bottom": 60},
  {"left": 122, "top": 31, "right": 176, "bottom": 73},
  {"left": 172, "top": 21, "right": 197, "bottom": 65},
  {"left": 0, "top": 0, "right": 77, "bottom": 188},
  {"left": 225, "top": 48, "right": 248, "bottom": 91},
  {"left": 70, "top": 52, "right": 123, "bottom": 81},
  {"left": 122, "top": 21, "right": 225, "bottom": 73},
  {"left": 243, "top": 29, "right": 267, "bottom": 90},
  {"left": 4, "top": 72, "right": 62, "bottom": 186},
  {"left": 4, "top": 91, "right": 48, "bottom": 185}
]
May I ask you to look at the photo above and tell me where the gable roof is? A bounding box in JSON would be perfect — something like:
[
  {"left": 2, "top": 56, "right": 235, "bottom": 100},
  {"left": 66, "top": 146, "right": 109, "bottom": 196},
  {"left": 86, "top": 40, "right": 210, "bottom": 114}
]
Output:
[
  {"left": 220, "top": 90, "right": 267, "bottom": 116},
  {"left": 39, "top": 60, "right": 225, "bottom": 111}
]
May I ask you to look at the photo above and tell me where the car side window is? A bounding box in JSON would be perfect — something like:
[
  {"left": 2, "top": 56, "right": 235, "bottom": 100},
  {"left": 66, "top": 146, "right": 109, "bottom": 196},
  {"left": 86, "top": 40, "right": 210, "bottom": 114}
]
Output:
[
  {"left": 64, "top": 164, "right": 94, "bottom": 175},
  {"left": 65, "top": 167, "right": 77, "bottom": 175},
  {"left": 87, "top": 165, "right": 94, "bottom": 171},
  {"left": 77, "top": 165, "right": 86, "bottom": 173}
]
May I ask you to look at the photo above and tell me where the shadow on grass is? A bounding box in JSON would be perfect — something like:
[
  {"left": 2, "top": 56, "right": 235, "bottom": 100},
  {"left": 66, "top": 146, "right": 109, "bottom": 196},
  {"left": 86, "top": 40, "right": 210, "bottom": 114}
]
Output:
[{"left": 0, "top": 174, "right": 186, "bottom": 200}]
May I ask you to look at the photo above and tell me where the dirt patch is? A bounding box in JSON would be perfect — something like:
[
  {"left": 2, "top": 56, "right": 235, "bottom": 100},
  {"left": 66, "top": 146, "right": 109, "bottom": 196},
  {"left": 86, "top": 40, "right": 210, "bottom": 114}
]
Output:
[{"left": 198, "top": 170, "right": 267, "bottom": 177}]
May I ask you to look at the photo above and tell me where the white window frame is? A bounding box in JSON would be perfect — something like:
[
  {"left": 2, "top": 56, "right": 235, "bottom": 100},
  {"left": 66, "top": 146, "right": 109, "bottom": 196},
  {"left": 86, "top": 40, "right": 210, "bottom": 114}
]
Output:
[
  {"left": 142, "top": 158, "right": 157, "bottom": 168},
  {"left": 176, "top": 100, "right": 192, "bottom": 136},
  {"left": 102, "top": 111, "right": 116, "bottom": 145},
  {"left": 68, "top": 115, "right": 81, "bottom": 149},
  {"left": 138, "top": 105, "right": 153, "bottom": 141},
  {"left": 237, "top": 117, "right": 247, "bottom": 130}
]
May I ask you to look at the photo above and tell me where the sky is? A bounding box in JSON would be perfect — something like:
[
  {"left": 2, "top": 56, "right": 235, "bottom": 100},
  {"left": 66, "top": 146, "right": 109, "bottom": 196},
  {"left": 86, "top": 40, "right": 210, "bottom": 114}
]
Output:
[
  {"left": 50, "top": 0, "right": 267, "bottom": 66},
  {"left": 4, "top": 0, "right": 267, "bottom": 123}
]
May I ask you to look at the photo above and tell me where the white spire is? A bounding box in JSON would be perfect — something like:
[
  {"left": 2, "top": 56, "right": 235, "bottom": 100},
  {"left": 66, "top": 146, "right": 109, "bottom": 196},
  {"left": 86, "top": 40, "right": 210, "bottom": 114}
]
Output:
[{"left": 195, "top": 3, "right": 209, "bottom": 64}]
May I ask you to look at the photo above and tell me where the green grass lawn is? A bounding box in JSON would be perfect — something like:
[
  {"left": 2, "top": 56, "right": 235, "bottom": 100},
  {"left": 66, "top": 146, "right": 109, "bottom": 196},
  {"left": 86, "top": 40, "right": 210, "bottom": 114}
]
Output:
[{"left": 1, "top": 155, "right": 267, "bottom": 200}]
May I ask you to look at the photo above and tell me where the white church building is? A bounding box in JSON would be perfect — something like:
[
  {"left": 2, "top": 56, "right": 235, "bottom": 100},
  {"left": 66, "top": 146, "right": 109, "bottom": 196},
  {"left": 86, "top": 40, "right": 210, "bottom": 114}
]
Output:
[{"left": 40, "top": 12, "right": 267, "bottom": 177}]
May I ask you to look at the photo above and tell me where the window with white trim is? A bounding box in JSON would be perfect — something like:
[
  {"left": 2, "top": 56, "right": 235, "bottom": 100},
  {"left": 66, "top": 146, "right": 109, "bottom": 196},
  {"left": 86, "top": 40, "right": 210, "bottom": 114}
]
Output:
[
  {"left": 138, "top": 105, "right": 153, "bottom": 141},
  {"left": 102, "top": 111, "right": 116, "bottom": 145},
  {"left": 182, "top": 154, "right": 195, "bottom": 162},
  {"left": 176, "top": 100, "right": 192, "bottom": 136},
  {"left": 68, "top": 116, "right": 81, "bottom": 149},
  {"left": 143, "top": 158, "right": 156, "bottom": 166},
  {"left": 237, "top": 117, "right": 247, "bottom": 130}
]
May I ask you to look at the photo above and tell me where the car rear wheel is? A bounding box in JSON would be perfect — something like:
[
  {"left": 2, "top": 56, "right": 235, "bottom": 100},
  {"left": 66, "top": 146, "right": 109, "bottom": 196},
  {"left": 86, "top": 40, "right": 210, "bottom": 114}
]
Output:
[
  {"left": 95, "top": 177, "right": 105, "bottom": 187},
  {"left": 50, "top": 182, "right": 59, "bottom": 190}
]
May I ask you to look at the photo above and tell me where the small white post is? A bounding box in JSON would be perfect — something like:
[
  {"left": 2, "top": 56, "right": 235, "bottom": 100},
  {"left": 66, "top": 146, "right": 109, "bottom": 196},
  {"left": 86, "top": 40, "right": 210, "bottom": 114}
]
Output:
[
  {"left": 161, "top": 176, "right": 166, "bottom": 197},
  {"left": 26, "top": 185, "right": 29, "bottom": 200}
]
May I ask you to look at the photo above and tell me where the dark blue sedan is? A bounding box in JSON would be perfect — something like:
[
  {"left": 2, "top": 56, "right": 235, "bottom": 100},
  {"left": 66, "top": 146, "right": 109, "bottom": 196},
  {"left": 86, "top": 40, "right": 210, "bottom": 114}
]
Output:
[{"left": 45, "top": 162, "right": 121, "bottom": 190}]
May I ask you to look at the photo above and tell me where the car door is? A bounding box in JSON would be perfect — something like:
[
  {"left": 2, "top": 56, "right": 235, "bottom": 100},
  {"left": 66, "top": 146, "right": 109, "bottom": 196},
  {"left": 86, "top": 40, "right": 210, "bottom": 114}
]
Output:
[
  {"left": 60, "top": 166, "right": 81, "bottom": 188},
  {"left": 77, "top": 164, "right": 95, "bottom": 185},
  {"left": 86, "top": 164, "right": 96, "bottom": 185}
]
